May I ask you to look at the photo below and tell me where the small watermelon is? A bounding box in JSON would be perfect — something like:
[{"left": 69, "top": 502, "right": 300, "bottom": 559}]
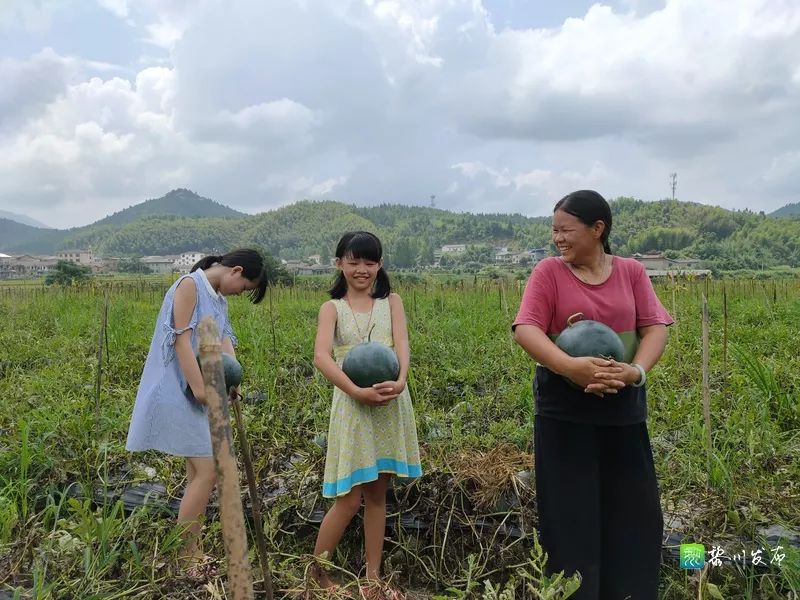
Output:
[
  {"left": 342, "top": 341, "right": 400, "bottom": 388},
  {"left": 555, "top": 313, "right": 625, "bottom": 388}
]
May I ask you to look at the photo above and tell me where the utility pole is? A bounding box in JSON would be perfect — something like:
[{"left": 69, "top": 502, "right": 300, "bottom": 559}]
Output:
[
  {"left": 430, "top": 194, "right": 436, "bottom": 209},
  {"left": 669, "top": 173, "right": 677, "bottom": 201}
]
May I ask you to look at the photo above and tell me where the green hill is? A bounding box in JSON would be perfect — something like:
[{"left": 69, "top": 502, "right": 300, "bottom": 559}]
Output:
[
  {"left": 770, "top": 202, "right": 800, "bottom": 218},
  {"left": 0, "top": 210, "right": 52, "bottom": 229},
  {"left": 3, "top": 193, "right": 800, "bottom": 271},
  {"left": 94, "top": 188, "right": 246, "bottom": 226},
  {"left": 0, "top": 219, "right": 67, "bottom": 254}
]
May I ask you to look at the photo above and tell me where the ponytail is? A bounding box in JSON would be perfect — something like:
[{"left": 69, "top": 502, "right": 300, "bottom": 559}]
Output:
[
  {"left": 372, "top": 267, "right": 391, "bottom": 299},
  {"left": 329, "top": 272, "right": 348, "bottom": 299},
  {"left": 190, "top": 255, "right": 223, "bottom": 272}
]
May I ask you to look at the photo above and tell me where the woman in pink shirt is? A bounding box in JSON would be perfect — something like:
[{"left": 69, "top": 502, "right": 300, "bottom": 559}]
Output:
[{"left": 513, "top": 190, "right": 672, "bottom": 599}]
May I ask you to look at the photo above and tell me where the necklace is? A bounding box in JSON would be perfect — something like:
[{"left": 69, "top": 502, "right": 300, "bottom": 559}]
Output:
[
  {"left": 345, "top": 296, "right": 375, "bottom": 342},
  {"left": 569, "top": 253, "right": 610, "bottom": 284}
]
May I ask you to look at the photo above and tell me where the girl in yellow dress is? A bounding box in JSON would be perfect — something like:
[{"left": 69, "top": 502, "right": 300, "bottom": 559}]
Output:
[{"left": 311, "top": 231, "right": 421, "bottom": 592}]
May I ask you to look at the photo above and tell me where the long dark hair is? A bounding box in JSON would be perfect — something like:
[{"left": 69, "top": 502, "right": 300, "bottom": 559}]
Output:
[
  {"left": 190, "top": 248, "right": 268, "bottom": 303},
  {"left": 329, "top": 231, "right": 391, "bottom": 299},
  {"left": 554, "top": 190, "right": 612, "bottom": 253}
]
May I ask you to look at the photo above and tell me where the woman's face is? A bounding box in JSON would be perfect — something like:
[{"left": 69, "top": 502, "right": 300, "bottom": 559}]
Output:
[{"left": 552, "top": 209, "right": 605, "bottom": 262}]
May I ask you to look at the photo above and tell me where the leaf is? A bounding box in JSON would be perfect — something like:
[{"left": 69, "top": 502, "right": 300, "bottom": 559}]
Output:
[{"left": 705, "top": 582, "right": 725, "bottom": 599}]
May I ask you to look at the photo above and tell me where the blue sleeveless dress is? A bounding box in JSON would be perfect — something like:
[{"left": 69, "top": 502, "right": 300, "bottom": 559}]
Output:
[{"left": 126, "top": 270, "right": 237, "bottom": 457}]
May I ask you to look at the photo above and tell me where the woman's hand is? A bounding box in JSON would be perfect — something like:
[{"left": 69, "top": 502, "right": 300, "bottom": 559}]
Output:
[
  {"left": 565, "top": 357, "right": 626, "bottom": 397},
  {"left": 583, "top": 360, "right": 643, "bottom": 396}
]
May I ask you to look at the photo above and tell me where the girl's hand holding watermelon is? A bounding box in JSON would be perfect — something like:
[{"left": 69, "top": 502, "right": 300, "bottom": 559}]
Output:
[
  {"left": 353, "top": 382, "right": 400, "bottom": 406},
  {"left": 373, "top": 379, "right": 405, "bottom": 396}
]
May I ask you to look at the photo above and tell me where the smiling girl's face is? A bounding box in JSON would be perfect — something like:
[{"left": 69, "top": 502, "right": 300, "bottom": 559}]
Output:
[{"left": 336, "top": 254, "right": 383, "bottom": 293}]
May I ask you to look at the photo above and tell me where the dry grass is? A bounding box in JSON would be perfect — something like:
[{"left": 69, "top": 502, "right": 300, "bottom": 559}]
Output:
[{"left": 448, "top": 444, "right": 533, "bottom": 509}]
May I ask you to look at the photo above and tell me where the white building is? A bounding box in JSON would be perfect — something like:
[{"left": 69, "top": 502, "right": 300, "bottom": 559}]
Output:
[
  {"left": 174, "top": 251, "right": 205, "bottom": 273},
  {"left": 441, "top": 244, "right": 467, "bottom": 253},
  {"left": 0, "top": 255, "right": 59, "bottom": 278},
  {"left": 141, "top": 255, "right": 179, "bottom": 274},
  {"left": 494, "top": 247, "right": 513, "bottom": 262},
  {"left": 56, "top": 248, "right": 93, "bottom": 266}
]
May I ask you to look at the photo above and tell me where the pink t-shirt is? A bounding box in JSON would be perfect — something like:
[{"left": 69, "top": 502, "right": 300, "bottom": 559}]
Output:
[
  {"left": 513, "top": 255, "right": 673, "bottom": 425},
  {"left": 513, "top": 256, "right": 673, "bottom": 362}
]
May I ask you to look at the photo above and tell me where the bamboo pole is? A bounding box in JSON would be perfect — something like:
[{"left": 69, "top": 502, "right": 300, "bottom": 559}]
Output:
[
  {"left": 701, "top": 294, "right": 713, "bottom": 474},
  {"left": 198, "top": 317, "right": 254, "bottom": 600},
  {"left": 722, "top": 281, "right": 728, "bottom": 378},
  {"left": 94, "top": 290, "right": 109, "bottom": 424},
  {"left": 231, "top": 391, "right": 274, "bottom": 600}
]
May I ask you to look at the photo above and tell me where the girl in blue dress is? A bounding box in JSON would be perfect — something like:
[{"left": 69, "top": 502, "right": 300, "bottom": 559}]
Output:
[{"left": 126, "top": 249, "right": 267, "bottom": 572}]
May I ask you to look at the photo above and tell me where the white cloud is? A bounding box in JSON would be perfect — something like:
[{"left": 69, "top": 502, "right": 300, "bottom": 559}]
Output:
[
  {"left": 143, "top": 19, "right": 185, "bottom": 49},
  {"left": 2, "top": 0, "right": 800, "bottom": 226},
  {"left": 0, "top": 0, "right": 66, "bottom": 32},
  {"left": 96, "top": 0, "right": 129, "bottom": 18},
  {"left": 761, "top": 150, "right": 800, "bottom": 193}
]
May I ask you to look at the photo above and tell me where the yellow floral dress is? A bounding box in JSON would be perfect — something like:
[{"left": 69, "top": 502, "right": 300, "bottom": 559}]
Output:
[{"left": 322, "top": 297, "right": 422, "bottom": 497}]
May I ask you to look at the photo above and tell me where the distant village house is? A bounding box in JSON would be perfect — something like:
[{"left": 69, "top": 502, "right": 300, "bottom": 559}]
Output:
[
  {"left": 141, "top": 255, "right": 179, "bottom": 274},
  {"left": 0, "top": 254, "right": 59, "bottom": 279},
  {"left": 631, "top": 253, "right": 709, "bottom": 278},
  {"left": 174, "top": 251, "right": 204, "bottom": 274},
  {"left": 282, "top": 258, "right": 333, "bottom": 276},
  {"left": 56, "top": 249, "right": 93, "bottom": 266}
]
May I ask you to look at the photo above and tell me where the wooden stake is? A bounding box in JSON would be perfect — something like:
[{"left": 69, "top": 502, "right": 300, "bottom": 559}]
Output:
[
  {"left": 231, "top": 391, "right": 274, "bottom": 600},
  {"left": 722, "top": 282, "right": 728, "bottom": 378},
  {"left": 701, "top": 294, "right": 713, "bottom": 473},
  {"left": 198, "top": 317, "right": 254, "bottom": 600},
  {"left": 94, "top": 290, "right": 109, "bottom": 424}
]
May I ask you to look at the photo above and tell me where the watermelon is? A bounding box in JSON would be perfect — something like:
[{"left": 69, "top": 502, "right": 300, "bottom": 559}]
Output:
[
  {"left": 188, "top": 352, "right": 243, "bottom": 395},
  {"left": 342, "top": 341, "right": 400, "bottom": 388},
  {"left": 555, "top": 312, "right": 625, "bottom": 361}
]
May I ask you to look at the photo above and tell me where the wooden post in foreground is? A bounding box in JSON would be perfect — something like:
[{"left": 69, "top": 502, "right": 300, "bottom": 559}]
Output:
[
  {"left": 198, "top": 316, "right": 254, "bottom": 600},
  {"left": 231, "top": 391, "right": 275, "bottom": 600},
  {"left": 701, "top": 294, "right": 713, "bottom": 474}
]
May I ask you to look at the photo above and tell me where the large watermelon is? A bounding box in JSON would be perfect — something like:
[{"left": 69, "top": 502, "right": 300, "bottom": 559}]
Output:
[
  {"left": 555, "top": 312, "right": 625, "bottom": 361},
  {"left": 342, "top": 342, "right": 400, "bottom": 388}
]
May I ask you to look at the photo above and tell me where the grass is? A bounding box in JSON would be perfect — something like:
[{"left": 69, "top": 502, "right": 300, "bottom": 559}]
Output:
[{"left": 0, "top": 275, "right": 798, "bottom": 598}]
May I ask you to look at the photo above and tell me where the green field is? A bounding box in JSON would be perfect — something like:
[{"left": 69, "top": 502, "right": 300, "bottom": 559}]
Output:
[{"left": 0, "top": 276, "right": 798, "bottom": 599}]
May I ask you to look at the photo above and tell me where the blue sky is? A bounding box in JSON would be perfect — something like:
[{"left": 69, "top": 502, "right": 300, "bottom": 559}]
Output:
[{"left": 1, "top": 0, "right": 798, "bottom": 228}]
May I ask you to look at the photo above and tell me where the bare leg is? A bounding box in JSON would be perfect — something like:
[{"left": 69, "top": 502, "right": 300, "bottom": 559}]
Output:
[
  {"left": 186, "top": 457, "right": 196, "bottom": 485},
  {"left": 362, "top": 474, "right": 390, "bottom": 581},
  {"left": 312, "top": 488, "right": 362, "bottom": 587},
  {"left": 177, "top": 456, "right": 216, "bottom": 564}
]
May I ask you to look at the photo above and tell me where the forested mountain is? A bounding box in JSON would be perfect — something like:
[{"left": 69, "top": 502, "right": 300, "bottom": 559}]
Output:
[
  {"left": 0, "top": 210, "right": 51, "bottom": 229},
  {"left": 93, "top": 188, "right": 245, "bottom": 226},
  {"left": 0, "top": 219, "right": 68, "bottom": 254},
  {"left": 2, "top": 192, "right": 800, "bottom": 271},
  {"left": 770, "top": 202, "right": 800, "bottom": 218}
]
